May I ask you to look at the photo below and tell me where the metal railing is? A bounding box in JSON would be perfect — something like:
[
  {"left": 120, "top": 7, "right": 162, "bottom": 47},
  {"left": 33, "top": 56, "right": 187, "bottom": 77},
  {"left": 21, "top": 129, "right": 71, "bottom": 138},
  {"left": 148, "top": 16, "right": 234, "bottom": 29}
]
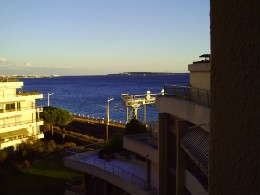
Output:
[
  {"left": 0, "top": 106, "right": 41, "bottom": 113},
  {"left": 73, "top": 115, "right": 126, "bottom": 128},
  {"left": 0, "top": 119, "right": 43, "bottom": 129},
  {"left": 0, "top": 77, "right": 19, "bottom": 82},
  {"left": 66, "top": 149, "right": 158, "bottom": 194},
  {"left": 0, "top": 94, "right": 42, "bottom": 98},
  {"left": 163, "top": 84, "right": 210, "bottom": 107}
]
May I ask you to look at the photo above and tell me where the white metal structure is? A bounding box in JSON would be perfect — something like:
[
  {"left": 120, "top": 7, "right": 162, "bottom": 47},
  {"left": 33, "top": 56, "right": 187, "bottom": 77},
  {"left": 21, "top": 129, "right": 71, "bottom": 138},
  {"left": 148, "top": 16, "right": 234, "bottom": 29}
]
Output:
[{"left": 121, "top": 91, "right": 159, "bottom": 123}]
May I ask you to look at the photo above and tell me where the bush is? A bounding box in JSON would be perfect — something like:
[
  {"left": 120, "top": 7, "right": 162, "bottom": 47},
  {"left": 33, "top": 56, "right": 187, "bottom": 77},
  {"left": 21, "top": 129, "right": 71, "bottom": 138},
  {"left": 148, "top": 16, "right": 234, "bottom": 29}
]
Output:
[
  {"left": 45, "top": 140, "right": 57, "bottom": 154},
  {"left": 54, "top": 145, "right": 64, "bottom": 152},
  {"left": 0, "top": 150, "right": 8, "bottom": 164},
  {"left": 124, "top": 119, "right": 147, "bottom": 135},
  {"left": 22, "top": 159, "right": 31, "bottom": 168},
  {"left": 99, "top": 135, "right": 123, "bottom": 158},
  {"left": 63, "top": 142, "right": 76, "bottom": 149}
]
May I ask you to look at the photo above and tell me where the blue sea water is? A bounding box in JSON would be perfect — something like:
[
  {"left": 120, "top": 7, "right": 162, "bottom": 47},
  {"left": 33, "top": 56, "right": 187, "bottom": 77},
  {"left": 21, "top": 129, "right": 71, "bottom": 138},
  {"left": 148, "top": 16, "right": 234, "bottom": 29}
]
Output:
[{"left": 20, "top": 74, "right": 189, "bottom": 123}]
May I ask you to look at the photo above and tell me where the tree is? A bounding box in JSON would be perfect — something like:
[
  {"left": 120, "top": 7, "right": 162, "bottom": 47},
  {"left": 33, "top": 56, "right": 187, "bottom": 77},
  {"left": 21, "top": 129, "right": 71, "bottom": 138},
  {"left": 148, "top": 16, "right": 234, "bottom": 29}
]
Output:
[
  {"left": 42, "top": 106, "right": 73, "bottom": 134},
  {"left": 42, "top": 106, "right": 58, "bottom": 134},
  {"left": 124, "top": 118, "right": 147, "bottom": 135},
  {"left": 55, "top": 107, "right": 73, "bottom": 130}
]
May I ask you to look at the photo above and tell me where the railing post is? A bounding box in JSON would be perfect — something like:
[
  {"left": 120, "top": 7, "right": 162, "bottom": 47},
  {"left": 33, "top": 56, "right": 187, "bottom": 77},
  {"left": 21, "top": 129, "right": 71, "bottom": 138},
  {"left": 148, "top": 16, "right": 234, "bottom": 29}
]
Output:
[
  {"left": 207, "top": 91, "right": 209, "bottom": 107},
  {"left": 197, "top": 88, "right": 200, "bottom": 104}
]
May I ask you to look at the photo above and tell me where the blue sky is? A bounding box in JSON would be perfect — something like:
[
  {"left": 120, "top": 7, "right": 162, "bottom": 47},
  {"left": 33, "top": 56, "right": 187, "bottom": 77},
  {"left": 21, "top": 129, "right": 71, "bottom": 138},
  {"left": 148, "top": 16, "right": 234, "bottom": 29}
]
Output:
[{"left": 0, "top": 0, "right": 210, "bottom": 75}]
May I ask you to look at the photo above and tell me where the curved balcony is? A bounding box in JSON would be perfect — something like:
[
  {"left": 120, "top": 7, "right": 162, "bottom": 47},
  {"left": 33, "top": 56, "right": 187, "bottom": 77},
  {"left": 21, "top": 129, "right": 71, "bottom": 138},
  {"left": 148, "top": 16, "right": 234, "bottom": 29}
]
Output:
[{"left": 64, "top": 150, "right": 158, "bottom": 195}]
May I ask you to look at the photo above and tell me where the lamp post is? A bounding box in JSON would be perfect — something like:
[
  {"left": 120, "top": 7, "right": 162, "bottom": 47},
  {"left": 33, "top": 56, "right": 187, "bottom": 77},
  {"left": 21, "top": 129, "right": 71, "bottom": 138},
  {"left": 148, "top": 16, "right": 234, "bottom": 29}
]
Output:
[
  {"left": 106, "top": 98, "right": 114, "bottom": 142},
  {"left": 47, "top": 93, "right": 53, "bottom": 107}
]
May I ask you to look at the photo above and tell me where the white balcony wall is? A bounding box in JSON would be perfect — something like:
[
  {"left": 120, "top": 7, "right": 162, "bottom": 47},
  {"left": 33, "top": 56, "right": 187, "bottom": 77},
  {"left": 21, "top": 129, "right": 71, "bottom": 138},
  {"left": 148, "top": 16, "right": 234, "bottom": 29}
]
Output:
[
  {"left": 0, "top": 94, "right": 43, "bottom": 103},
  {"left": 188, "top": 63, "right": 210, "bottom": 90},
  {"left": 0, "top": 108, "right": 38, "bottom": 118},
  {"left": 123, "top": 135, "right": 159, "bottom": 164},
  {"left": 156, "top": 96, "right": 210, "bottom": 132}
]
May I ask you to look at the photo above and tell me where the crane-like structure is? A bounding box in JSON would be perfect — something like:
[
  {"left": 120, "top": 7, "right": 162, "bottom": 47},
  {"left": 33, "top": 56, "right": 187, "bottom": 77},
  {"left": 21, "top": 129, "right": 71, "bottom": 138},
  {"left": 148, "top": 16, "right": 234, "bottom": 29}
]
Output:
[{"left": 121, "top": 90, "right": 163, "bottom": 124}]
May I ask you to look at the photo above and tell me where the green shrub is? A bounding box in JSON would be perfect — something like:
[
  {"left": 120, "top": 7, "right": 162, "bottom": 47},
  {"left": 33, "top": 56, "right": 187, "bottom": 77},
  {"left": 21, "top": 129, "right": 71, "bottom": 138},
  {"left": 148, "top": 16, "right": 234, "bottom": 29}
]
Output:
[
  {"left": 0, "top": 150, "right": 8, "bottom": 164},
  {"left": 63, "top": 142, "right": 76, "bottom": 149},
  {"left": 22, "top": 159, "right": 31, "bottom": 168},
  {"left": 45, "top": 140, "right": 57, "bottom": 154}
]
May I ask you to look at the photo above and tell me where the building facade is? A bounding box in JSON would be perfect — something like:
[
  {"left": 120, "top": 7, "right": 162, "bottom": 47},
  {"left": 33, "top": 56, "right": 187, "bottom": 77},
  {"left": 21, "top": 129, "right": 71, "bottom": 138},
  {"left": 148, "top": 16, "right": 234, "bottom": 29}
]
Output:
[
  {"left": 156, "top": 56, "right": 210, "bottom": 195},
  {"left": 0, "top": 77, "right": 44, "bottom": 150}
]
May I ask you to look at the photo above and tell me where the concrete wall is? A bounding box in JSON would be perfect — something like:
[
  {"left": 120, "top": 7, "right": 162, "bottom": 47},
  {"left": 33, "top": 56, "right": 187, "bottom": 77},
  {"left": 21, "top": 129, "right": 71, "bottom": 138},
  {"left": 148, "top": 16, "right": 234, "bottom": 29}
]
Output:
[
  {"left": 156, "top": 96, "right": 210, "bottom": 131},
  {"left": 209, "top": 0, "right": 260, "bottom": 194},
  {"left": 151, "top": 161, "right": 159, "bottom": 189},
  {"left": 123, "top": 134, "right": 159, "bottom": 163},
  {"left": 185, "top": 170, "right": 207, "bottom": 195},
  {"left": 190, "top": 72, "right": 210, "bottom": 90},
  {"left": 188, "top": 63, "right": 211, "bottom": 90}
]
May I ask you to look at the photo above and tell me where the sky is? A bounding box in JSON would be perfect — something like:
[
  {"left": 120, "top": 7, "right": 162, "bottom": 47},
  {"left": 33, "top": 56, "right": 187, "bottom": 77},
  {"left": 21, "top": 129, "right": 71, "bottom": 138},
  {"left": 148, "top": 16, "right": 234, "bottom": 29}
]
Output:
[{"left": 0, "top": 0, "right": 210, "bottom": 76}]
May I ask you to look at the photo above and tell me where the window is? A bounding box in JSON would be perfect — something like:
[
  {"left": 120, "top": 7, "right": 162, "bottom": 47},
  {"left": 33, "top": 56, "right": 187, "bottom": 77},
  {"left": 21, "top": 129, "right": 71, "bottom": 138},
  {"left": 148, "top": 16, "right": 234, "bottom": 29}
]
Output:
[{"left": 6, "top": 103, "right": 15, "bottom": 111}]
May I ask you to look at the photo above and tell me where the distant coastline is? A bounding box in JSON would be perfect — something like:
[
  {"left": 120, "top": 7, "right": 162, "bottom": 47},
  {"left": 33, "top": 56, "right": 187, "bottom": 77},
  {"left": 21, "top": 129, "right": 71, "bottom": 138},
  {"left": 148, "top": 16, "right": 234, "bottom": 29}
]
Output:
[
  {"left": 108, "top": 72, "right": 189, "bottom": 76},
  {"left": 1, "top": 75, "right": 60, "bottom": 78}
]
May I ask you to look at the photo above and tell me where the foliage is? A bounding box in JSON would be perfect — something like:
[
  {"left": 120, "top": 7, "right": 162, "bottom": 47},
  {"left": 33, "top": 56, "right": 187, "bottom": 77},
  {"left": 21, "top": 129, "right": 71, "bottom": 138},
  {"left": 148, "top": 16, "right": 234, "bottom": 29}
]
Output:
[
  {"left": 0, "top": 150, "right": 8, "bottom": 164},
  {"left": 99, "top": 119, "right": 147, "bottom": 158},
  {"left": 17, "top": 90, "right": 40, "bottom": 96},
  {"left": 124, "top": 118, "right": 147, "bottom": 135},
  {"left": 63, "top": 142, "right": 76, "bottom": 149},
  {"left": 0, "top": 156, "right": 83, "bottom": 194},
  {"left": 42, "top": 106, "right": 73, "bottom": 128},
  {"left": 16, "top": 140, "right": 63, "bottom": 160},
  {"left": 99, "top": 134, "right": 123, "bottom": 158}
]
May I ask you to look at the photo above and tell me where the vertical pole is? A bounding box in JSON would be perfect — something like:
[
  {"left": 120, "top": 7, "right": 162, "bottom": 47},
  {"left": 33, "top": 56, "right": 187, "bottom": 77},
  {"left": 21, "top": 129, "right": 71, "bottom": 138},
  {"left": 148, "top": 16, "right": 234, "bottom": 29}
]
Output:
[
  {"left": 126, "top": 106, "right": 129, "bottom": 123},
  {"left": 47, "top": 93, "right": 50, "bottom": 107},
  {"left": 144, "top": 104, "right": 146, "bottom": 124},
  {"left": 106, "top": 102, "right": 109, "bottom": 142}
]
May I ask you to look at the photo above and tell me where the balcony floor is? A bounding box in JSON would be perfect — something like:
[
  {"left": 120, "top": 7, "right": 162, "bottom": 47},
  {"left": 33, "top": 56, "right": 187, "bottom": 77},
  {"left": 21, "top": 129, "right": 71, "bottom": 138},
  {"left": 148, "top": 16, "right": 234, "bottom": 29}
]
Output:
[{"left": 80, "top": 154, "right": 146, "bottom": 180}]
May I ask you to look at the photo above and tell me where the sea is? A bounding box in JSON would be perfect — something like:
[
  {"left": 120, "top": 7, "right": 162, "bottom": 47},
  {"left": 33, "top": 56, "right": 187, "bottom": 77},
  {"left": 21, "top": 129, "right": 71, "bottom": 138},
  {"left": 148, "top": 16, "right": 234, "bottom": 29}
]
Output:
[{"left": 20, "top": 74, "right": 189, "bottom": 124}]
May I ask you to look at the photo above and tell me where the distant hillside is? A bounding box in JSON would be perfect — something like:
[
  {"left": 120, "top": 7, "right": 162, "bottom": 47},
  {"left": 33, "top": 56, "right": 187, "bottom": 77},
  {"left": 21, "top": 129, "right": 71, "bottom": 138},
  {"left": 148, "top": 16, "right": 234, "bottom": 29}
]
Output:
[{"left": 108, "top": 72, "right": 188, "bottom": 76}]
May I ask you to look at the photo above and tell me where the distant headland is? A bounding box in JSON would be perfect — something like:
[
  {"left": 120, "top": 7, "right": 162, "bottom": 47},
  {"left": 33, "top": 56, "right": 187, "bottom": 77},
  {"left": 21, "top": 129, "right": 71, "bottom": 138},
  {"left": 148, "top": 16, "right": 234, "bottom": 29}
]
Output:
[{"left": 108, "top": 72, "right": 188, "bottom": 76}]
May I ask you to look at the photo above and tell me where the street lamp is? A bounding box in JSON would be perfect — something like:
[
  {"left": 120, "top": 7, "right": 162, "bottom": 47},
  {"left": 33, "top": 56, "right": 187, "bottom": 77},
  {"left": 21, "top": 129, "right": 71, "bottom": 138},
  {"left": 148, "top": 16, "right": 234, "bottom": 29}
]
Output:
[
  {"left": 47, "top": 92, "right": 54, "bottom": 107},
  {"left": 106, "top": 98, "right": 114, "bottom": 142}
]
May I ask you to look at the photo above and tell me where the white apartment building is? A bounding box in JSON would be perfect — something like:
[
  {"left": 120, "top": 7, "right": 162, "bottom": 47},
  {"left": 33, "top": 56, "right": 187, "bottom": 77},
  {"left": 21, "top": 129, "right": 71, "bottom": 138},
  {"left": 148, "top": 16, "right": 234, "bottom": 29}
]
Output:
[{"left": 0, "top": 77, "right": 44, "bottom": 150}]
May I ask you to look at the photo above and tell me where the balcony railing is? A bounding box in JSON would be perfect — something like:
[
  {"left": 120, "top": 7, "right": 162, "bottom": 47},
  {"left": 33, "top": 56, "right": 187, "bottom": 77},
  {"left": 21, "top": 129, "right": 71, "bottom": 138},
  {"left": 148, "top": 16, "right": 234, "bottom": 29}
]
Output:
[
  {"left": 0, "top": 119, "right": 43, "bottom": 129},
  {"left": 0, "top": 77, "right": 19, "bottom": 82},
  {"left": 66, "top": 149, "right": 158, "bottom": 194},
  {"left": 163, "top": 84, "right": 210, "bottom": 107},
  {"left": 0, "top": 106, "right": 42, "bottom": 114}
]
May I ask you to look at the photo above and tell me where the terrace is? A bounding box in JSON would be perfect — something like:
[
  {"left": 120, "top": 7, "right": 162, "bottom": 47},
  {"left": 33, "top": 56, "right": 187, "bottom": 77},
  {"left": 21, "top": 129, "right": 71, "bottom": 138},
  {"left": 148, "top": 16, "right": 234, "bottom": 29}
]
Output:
[
  {"left": 156, "top": 85, "right": 210, "bottom": 131},
  {"left": 163, "top": 84, "right": 210, "bottom": 107}
]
